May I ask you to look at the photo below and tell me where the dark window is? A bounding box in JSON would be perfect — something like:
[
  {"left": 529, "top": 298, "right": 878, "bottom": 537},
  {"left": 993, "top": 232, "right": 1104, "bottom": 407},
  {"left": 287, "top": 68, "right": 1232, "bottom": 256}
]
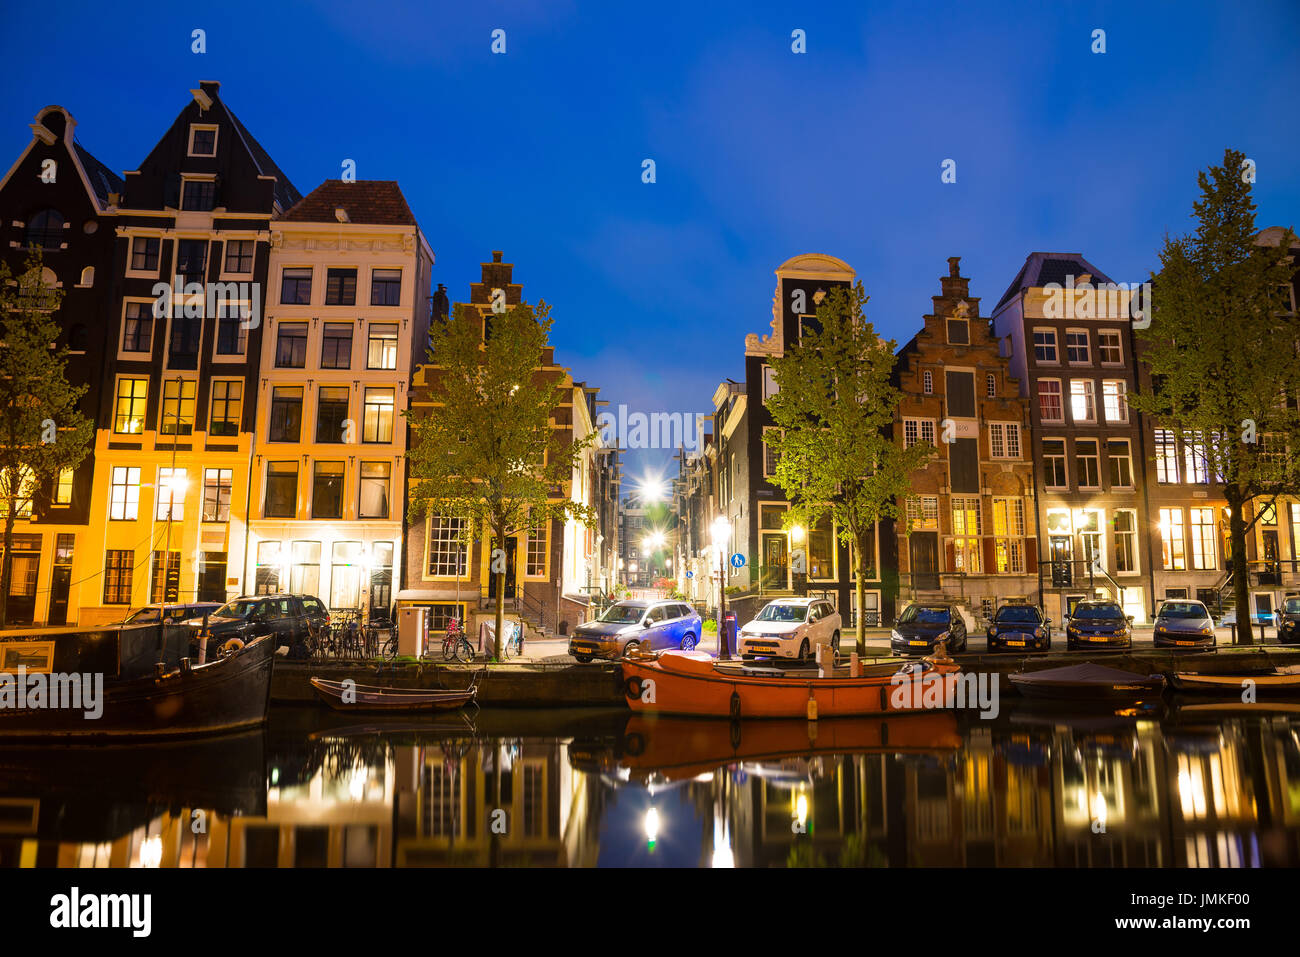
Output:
[
  {"left": 223, "top": 239, "right": 254, "bottom": 273},
  {"left": 24, "top": 209, "right": 64, "bottom": 250},
  {"left": 280, "top": 268, "right": 312, "bottom": 304},
  {"left": 945, "top": 370, "right": 976, "bottom": 418},
  {"left": 321, "top": 323, "right": 352, "bottom": 369},
  {"left": 131, "top": 236, "right": 160, "bottom": 272},
  {"left": 370, "top": 268, "right": 401, "bottom": 306},
  {"left": 177, "top": 240, "right": 207, "bottom": 285},
  {"left": 949, "top": 438, "right": 979, "bottom": 493},
  {"left": 181, "top": 179, "right": 216, "bottom": 211},
  {"left": 198, "top": 551, "right": 227, "bottom": 602},
  {"left": 103, "top": 550, "right": 133, "bottom": 604},
  {"left": 325, "top": 268, "right": 357, "bottom": 306},
  {"left": 168, "top": 316, "right": 201, "bottom": 370},
  {"left": 216, "top": 315, "right": 247, "bottom": 355},
  {"left": 150, "top": 551, "right": 181, "bottom": 603},
  {"left": 122, "top": 302, "right": 153, "bottom": 352},
  {"left": 268, "top": 387, "right": 302, "bottom": 442},
  {"left": 315, "top": 387, "right": 350, "bottom": 443},
  {"left": 264, "top": 463, "right": 298, "bottom": 518},
  {"left": 946, "top": 318, "right": 969, "bottom": 345},
  {"left": 190, "top": 127, "right": 216, "bottom": 156},
  {"left": 311, "top": 462, "right": 345, "bottom": 519},
  {"left": 275, "top": 323, "right": 308, "bottom": 367}
]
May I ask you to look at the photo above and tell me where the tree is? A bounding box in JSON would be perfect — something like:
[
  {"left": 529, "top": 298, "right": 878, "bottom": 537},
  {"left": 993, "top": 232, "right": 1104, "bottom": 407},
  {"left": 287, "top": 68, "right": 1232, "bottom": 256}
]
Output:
[
  {"left": 0, "top": 253, "right": 93, "bottom": 627},
  {"left": 405, "top": 300, "right": 595, "bottom": 658},
  {"left": 766, "top": 282, "right": 935, "bottom": 653},
  {"left": 1128, "top": 148, "right": 1299, "bottom": 645}
]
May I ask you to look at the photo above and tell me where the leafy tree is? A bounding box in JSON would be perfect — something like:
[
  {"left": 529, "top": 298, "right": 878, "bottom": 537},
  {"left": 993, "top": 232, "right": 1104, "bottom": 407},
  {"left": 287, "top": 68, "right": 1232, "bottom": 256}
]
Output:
[
  {"left": 0, "top": 254, "right": 93, "bottom": 627},
  {"left": 766, "top": 283, "right": 935, "bottom": 653},
  {"left": 405, "top": 300, "right": 595, "bottom": 658},
  {"left": 1128, "top": 148, "right": 1299, "bottom": 645}
]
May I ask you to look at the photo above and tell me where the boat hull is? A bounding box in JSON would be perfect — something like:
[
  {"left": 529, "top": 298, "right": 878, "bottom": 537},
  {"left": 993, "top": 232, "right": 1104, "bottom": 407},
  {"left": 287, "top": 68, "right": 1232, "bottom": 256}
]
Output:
[
  {"left": 1007, "top": 676, "right": 1165, "bottom": 700},
  {"left": 621, "top": 652, "right": 962, "bottom": 719},
  {"left": 1169, "top": 672, "right": 1300, "bottom": 694},
  {"left": 0, "top": 635, "right": 274, "bottom": 738}
]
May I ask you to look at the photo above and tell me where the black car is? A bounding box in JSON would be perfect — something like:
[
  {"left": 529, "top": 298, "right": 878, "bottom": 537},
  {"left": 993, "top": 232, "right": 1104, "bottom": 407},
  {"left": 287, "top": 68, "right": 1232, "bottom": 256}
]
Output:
[
  {"left": 1064, "top": 600, "right": 1133, "bottom": 650},
  {"left": 1153, "top": 599, "right": 1216, "bottom": 650},
  {"left": 890, "top": 602, "right": 968, "bottom": 656},
  {"left": 986, "top": 603, "right": 1052, "bottom": 652},
  {"left": 181, "top": 594, "right": 330, "bottom": 658},
  {"left": 120, "top": 602, "right": 223, "bottom": 625},
  {"left": 1278, "top": 597, "right": 1300, "bottom": 645}
]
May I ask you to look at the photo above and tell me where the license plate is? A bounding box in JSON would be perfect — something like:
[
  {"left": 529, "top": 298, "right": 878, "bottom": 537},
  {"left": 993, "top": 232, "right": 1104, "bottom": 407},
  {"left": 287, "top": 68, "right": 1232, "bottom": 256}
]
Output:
[
  {"left": 1175, "top": 640, "right": 1196, "bottom": 646},
  {"left": 1088, "top": 636, "right": 1111, "bottom": 642},
  {"left": 909, "top": 640, "right": 928, "bottom": 647},
  {"left": 1006, "top": 640, "right": 1025, "bottom": 647}
]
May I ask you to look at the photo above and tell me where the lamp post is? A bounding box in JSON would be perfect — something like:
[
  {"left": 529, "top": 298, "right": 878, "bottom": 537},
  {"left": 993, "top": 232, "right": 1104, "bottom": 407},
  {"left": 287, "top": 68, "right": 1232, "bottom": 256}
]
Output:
[{"left": 711, "top": 516, "right": 731, "bottom": 660}]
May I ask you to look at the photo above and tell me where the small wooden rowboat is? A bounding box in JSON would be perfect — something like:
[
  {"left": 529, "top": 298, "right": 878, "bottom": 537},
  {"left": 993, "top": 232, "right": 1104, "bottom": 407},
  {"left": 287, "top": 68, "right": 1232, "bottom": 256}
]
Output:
[
  {"left": 621, "top": 649, "right": 962, "bottom": 719},
  {"left": 1168, "top": 666, "right": 1300, "bottom": 694},
  {"left": 1008, "top": 662, "right": 1165, "bottom": 700},
  {"left": 309, "top": 675, "right": 479, "bottom": 713}
]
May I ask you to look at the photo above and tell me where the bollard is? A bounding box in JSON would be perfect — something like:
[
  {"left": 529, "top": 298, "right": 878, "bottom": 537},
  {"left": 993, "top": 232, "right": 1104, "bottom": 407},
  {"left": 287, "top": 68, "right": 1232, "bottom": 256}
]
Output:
[
  {"left": 850, "top": 652, "right": 861, "bottom": 677},
  {"left": 198, "top": 611, "right": 210, "bottom": 665},
  {"left": 806, "top": 686, "right": 818, "bottom": 721}
]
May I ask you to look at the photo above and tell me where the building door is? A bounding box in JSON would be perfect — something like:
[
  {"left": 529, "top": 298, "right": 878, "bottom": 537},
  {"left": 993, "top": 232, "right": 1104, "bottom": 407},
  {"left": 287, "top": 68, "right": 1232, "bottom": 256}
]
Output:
[
  {"left": 1262, "top": 530, "right": 1280, "bottom": 584},
  {"left": 47, "top": 533, "right": 74, "bottom": 626},
  {"left": 1050, "top": 536, "right": 1074, "bottom": 587},
  {"left": 910, "top": 532, "right": 939, "bottom": 591},
  {"left": 488, "top": 538, "right": 514, "bottom": 598},
  {"left": 762, "top": 533, "right": 788, "bottom": 590}
]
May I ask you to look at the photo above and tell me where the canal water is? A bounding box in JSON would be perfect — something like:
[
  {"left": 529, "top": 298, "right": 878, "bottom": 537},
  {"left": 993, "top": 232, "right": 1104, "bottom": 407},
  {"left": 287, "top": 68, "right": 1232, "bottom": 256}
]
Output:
[{"left": 2, "top": 702, "right": 1298, "bottom": 867}]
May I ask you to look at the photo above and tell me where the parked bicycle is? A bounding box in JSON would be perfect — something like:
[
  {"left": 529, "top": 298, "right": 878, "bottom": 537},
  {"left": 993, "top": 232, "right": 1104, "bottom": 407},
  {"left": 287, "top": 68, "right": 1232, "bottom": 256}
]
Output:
[
  {"left": 440, "top": 617, "right": 475, "bottom": 663},
  {"left": 499, "top": 619, "right": 523, "bottom": 659}
]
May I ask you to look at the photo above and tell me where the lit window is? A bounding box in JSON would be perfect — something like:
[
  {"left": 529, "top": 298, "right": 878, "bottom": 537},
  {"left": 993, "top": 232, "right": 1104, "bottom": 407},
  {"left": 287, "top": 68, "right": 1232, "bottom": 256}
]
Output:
[
  {"left": 109, "top": 466, "right": 141, "bottom": 521},
  {"left": 113, "top": 377, "right": 148, "bottom": 434}
]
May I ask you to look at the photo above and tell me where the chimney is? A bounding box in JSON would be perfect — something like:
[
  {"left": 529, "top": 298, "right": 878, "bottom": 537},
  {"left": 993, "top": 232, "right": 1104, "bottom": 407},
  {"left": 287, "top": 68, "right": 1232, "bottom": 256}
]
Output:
[{"left": 492, "top": 250, "right": 503, "bottom": 263}]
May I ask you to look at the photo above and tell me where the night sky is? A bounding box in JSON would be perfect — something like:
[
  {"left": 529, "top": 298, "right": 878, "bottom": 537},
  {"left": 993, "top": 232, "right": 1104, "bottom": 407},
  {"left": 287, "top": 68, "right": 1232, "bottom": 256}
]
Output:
[{"left": 3, "top": 0, "right": 1297, "bottom": 488}]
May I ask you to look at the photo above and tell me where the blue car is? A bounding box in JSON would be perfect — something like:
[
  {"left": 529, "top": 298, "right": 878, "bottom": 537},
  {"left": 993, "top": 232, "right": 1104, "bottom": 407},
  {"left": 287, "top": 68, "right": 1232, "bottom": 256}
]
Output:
[{"left": 568, "top": 600, "right": 703, "bottom": 662}]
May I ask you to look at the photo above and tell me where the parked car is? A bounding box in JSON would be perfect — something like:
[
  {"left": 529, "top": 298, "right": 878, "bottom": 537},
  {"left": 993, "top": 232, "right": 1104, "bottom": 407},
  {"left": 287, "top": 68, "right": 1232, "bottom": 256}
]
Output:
[
  {"left": 120, "top": 602, "right": 223, "bottom": 625},
  {"left": 568, "top": 600, "right": 702, "bottom": 663},
  {"left": 1277, "top": 597, "right": 1300, "bottom": 644},
  {"left": 1153, "top": 599, "right": 1217, "bottom": 650},
  {"left": 737, "top": 597, "right": 841, "bottom": 661},
  {"left": 181, "top": 594, "right": 330, "bottom": 658},
  {"left": 1064, "top": 600, "right": 1133, "bottom": 650},
  {"left": 891, "top": 602, "right": 968, "bottom": 656},
  {"left": 986, "top": 603, "right": 1051, "bottom": 652}
]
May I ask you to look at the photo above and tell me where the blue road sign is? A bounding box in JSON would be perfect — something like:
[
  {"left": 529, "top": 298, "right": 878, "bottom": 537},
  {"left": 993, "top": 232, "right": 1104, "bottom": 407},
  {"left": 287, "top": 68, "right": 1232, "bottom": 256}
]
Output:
[
  {"left": 730, "top": 553, "right": 746, "bottom": 569},
  {"left": 685, "top": 570, "right": 694, "bottom": 579}
]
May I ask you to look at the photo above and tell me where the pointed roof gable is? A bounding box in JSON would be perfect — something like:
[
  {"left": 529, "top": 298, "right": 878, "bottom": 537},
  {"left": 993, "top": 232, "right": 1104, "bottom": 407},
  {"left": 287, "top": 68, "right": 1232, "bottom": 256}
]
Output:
[
  {"left": 283, "top": 180, "right": 416, "bottom": 226},
  {"left": 994, "top": 252, "right": 1117, "bottom": 311}
]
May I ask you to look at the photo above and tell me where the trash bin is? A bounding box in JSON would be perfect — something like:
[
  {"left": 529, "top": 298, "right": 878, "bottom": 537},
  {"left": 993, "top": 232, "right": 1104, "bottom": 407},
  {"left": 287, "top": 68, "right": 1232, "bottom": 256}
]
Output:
[{"left": 723, "top": 612, "right": 738, "bottom": 656}]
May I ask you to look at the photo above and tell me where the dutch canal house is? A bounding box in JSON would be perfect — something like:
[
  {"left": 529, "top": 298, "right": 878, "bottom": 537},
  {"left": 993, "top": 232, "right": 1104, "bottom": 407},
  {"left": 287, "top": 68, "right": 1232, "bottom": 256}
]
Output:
[
  {"left": 991, "top": 252, "right": 1150, "bottom": 623},
  {"left": 892, "top": 257, "right": 1038, "bottom": 626},
  {"left": 714, "top": 253, "right": 893, "bottom": 628},
  {"left": 399, "top": 252, "right": 620, "bottom": 643},
  {"left": 0, "top": 105, "right": 123, "bottom": 625}
]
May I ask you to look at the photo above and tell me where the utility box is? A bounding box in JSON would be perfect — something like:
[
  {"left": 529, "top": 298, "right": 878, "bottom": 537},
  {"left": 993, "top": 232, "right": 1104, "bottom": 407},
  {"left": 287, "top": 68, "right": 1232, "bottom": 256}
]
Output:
[
  {"left": 398, "top": 606, "right": 427, "bottom": 657},
  {"left": 723, "top": 611, "right": 738, "bottom": 656}
]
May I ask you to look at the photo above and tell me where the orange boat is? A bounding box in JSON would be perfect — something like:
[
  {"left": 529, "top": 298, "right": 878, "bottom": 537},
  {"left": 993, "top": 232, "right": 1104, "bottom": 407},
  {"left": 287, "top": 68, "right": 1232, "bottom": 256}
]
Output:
[
  {"left": 617, "top": 712, "right": 962, "bottom": 781},
  {"left": 621, "top": 648, "right": 963, "bottom": 719}
]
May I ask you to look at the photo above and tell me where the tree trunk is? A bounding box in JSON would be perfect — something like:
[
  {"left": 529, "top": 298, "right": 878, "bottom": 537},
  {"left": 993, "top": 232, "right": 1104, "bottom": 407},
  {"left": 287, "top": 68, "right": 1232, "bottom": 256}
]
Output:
[
  {"left": 0, "top": 495, "right": 13, "bottom": 629},
  {"left": 1228, "top": 494, "right": 1253, "bottom": 645},
  {"left": 853, "top": 540, "right": 866, "bottom": 656},
  {"left": 491, "top": 524, "right": 505, "bottom": 661}
]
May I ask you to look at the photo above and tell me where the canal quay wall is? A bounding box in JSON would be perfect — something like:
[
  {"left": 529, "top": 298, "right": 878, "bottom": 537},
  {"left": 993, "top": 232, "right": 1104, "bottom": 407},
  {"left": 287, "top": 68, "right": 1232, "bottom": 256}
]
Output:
[{"left": 272, "top": 645, "right": 1300, "bottom": 707}]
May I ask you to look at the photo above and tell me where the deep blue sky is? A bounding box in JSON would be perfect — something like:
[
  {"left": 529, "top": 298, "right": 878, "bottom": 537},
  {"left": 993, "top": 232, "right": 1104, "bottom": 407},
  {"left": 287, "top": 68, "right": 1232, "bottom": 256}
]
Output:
[{"left": 3, "top": 1, "right": 1297, "bottom": 489}]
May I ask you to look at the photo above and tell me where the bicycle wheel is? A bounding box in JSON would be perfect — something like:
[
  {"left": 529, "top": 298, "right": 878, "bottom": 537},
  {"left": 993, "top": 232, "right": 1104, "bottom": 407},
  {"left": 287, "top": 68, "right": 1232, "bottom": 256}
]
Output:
[{"left": 456, "top": 636, "right": 476, "bottom": 663}]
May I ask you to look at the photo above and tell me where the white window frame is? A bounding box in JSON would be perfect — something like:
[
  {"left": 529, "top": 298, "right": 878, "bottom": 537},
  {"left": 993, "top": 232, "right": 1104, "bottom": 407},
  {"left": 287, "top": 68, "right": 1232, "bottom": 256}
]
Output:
[
  {"left": 1069, "top": 379, "right": 1096, "bottom": 424},
  {"left": 1098, "top": 329, "right": 1124, "bottom": 366},
  {"left": 1032, "top": 328, "right": 1059, "bottom": 365},
  {"left": 1065, "top": 328, "right": 1091, "bottom": 365},
  {"left": 903, "top": 418, "right": 937, "bottom": 449},
  {"left": 1038, "top": 378, "right": 1064, "bottom": 423},
  {"left": 1102, "top": 379, "right": 1128, "bottom": 424},
  {"left": 988, "top": 422, "right": 1021, "bottom": 459}
]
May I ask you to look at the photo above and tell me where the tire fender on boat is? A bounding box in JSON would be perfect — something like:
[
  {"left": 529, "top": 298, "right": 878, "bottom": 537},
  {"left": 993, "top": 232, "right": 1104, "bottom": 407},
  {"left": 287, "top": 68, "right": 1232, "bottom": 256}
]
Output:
[
  {"left": 625, "top": 676, "right": 644, "bottom": 699},
  {"left": 729, "top": 689, "right": 741, "bottom": 720},
  {"left": 220, "top": 637, "right": 246, "bottom": 655}
]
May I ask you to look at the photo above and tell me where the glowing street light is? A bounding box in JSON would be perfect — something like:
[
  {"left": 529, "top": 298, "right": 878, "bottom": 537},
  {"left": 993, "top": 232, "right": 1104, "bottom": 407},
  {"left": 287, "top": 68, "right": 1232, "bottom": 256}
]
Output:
[{"left": 711, "top": 516, "right": 732, "bottom": 660}]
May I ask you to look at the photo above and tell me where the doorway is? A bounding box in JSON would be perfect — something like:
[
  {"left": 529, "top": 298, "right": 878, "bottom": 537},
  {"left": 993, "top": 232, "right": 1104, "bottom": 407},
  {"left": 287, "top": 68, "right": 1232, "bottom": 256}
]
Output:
[{"left": 910, "top": 532, "right": 939, "bottom": 591}]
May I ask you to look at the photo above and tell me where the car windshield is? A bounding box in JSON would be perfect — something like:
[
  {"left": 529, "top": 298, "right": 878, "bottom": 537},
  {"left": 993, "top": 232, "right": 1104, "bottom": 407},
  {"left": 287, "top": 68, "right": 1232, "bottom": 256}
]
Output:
[
  {"left": 899, "top": 605, "right": 950, "bottom": 625},
  {"left": 1073, "top": 604, "right": 1124, "bottom": 620},
  {"left": 755, "top": 603, "right": 807, "bottom": 622},
  {"left": 214, "top": 599, "right": 261, "bottom": 620},
  {"left": 995, "top": 606, "right": 1040, "bottom": 624},
  {"left": 598, "top": 603, "right": 645, "bottom": 624},
  {"left": 1158, "top": 601, "right": 1207, "bottom": 620},
  {"left": 124, "top": 607, "right": 160, "bottom": 623},
  {"left": 1285, "top": 599, "right": 1300, "bottom": 614}
]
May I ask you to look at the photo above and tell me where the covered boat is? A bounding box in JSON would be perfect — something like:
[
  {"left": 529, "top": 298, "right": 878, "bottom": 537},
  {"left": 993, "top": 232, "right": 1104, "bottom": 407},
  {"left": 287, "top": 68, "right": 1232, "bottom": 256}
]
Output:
[
  {"left": 1007, "top": 662, "right": 1165, "bottom": 700},
  {"left": 309, "top": 674, "right": 480, "bottom": 713},
  {"left": 621, "top": 649, "right": 963, "bottom": 719},
  {"left": 1168, "top": 665, "right": 1300, "bottom": 694}
]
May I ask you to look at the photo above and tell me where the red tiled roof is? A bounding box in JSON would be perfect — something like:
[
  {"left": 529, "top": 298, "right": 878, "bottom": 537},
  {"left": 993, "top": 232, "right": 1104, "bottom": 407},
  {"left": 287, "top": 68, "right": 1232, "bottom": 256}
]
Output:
[{"left": 283, "top": 179, "right": 417, "bottom": 226}]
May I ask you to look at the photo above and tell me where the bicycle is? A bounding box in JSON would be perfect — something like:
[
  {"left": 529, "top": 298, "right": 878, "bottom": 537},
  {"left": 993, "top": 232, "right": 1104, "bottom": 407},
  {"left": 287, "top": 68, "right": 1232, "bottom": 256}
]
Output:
[
  {"left": 370, "top": 617, "right": 398, "bottom": 660},
  {"left": 441, "top": 618, "right": 475, "bottom": 663},
  {"left": 306, "top": 618, "right": 335, "bottom": 659},
  {"left": 499, "top": 619, "right": 523, "bottom": 659}
]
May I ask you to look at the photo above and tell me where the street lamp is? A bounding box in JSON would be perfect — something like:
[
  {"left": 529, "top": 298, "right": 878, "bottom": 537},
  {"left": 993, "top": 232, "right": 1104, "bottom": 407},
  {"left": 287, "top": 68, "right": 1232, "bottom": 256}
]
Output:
[{"left": 711, "top": 516, "right": 731, "bottom": 660}]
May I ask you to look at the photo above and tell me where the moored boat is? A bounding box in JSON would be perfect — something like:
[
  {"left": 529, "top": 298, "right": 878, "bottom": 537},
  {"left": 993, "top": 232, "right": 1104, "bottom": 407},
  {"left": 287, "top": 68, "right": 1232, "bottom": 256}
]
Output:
[
  {"left": 1168, "top": 666, "right": 1300, "bottom": 694},
  {"left": 0, "top": 633, "right": 274, "bottom": 738},
  {"left": 621, "top": 648, "right": 963, "bottom": 719},
  {"left": 1007, "top": 662, "right": 1165, "bottom": 700},
  {"left": 309, "top": 673, "right": 480, "bottom": 713}
]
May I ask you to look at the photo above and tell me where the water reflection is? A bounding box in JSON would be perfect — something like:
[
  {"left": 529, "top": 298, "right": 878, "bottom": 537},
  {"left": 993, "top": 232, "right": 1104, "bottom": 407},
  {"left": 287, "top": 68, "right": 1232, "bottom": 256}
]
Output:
[{"left": 3, "top": 703, "right": 1300, "bottom": 867}]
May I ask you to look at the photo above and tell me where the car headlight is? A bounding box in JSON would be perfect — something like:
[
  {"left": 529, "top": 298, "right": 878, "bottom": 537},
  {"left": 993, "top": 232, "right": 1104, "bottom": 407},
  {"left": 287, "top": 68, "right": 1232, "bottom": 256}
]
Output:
[
  {"left": 988, "top": 626, "right": 998, "bottom": 637},
  {"left": 1199, "top": 627, "right": 1213, "bottom": 636},
  {"left": 1155, "top": 625, "right": 1166, "bottom": 633},
  {"left": 891, "top": 629, "right": 903, "bottom": 641},
  {"left": 1034, "top": 627, "right": 1046, "bottom": 638}
]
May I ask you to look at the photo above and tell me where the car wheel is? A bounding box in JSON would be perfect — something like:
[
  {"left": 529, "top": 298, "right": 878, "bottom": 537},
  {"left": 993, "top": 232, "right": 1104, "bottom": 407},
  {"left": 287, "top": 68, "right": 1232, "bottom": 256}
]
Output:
[
  {"left": 798, "top": 639, "right": 809, "bottom": 662},
  {"left": 680, "top": 633, "right": 697, "bottom": 651},
  {"left": 623, "top": 640, "right": 642, "bottom": 658},
  {"left": 831, "top": 631, "right": 841, "bottom": 655},
  {"left": 574, "top": 654, "right": 592, "bottom": 664}
]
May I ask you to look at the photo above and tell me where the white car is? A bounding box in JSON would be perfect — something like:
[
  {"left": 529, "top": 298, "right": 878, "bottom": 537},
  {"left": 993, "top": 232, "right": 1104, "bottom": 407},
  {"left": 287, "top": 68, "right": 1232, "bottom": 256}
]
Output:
[{"left": 737, "top": 598, "right": 842, "bottom": 661}]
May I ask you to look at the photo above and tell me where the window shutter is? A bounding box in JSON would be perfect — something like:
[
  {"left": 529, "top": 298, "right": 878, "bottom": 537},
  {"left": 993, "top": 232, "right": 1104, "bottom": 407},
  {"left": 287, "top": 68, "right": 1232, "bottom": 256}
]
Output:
[
  {"left": 944, "top": 540, "right": 957, "bottom": 573},
  {"left": 1026, "top": 539, "right": 1038, "bottom": 574},
  {"left": 982, "top": 537, "right": 996, "bottom": 573}
]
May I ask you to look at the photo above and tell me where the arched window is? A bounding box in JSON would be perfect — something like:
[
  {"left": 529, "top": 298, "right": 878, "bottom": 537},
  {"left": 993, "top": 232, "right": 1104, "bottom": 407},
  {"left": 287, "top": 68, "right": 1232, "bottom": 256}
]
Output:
[
  {"left": 24, "top": 209, "right": 65, "bottom": 250},
  {"left": 79, "top": 266, "right": 94, "bottom": 286}
]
